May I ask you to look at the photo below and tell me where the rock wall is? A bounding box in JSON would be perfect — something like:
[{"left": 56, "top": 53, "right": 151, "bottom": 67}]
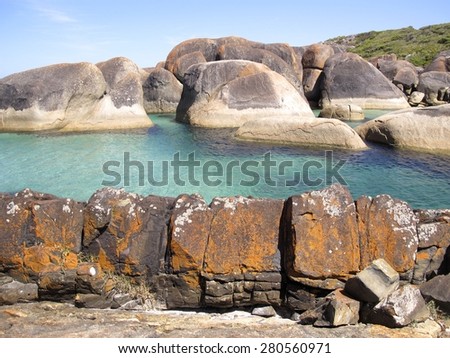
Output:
[{"left": 1, "top": 184, "right": 449, "bottom": 315}]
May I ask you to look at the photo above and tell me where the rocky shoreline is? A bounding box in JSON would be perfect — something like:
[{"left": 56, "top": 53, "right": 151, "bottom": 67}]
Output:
[{"left": 1, "top": 184, "right": 449, "bottom": 337}]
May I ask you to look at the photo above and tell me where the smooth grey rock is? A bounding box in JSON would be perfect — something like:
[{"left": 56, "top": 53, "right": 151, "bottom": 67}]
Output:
[
  {"left": 321, "top": 52, "right": 409, "bottom": 109},
  {"left": 356, "top": 104, "right": 450, "bottom": 152},
  {"left": 344, "top": 259, "right": 400, "bottom": 303},
  {"left": 252, "top": 306, "right": 277, "bottom": 317},
  {"left": 141, "top": 68, "right": 182, "bottom": 113},
  {"left": 420, "top": 274, "right": 450, "bottom": 313},
  {"left": 176, "top": 60, "right": 314, "bottom": 128},
  {"left": 362, "top": 285, "right": 429, "bottom": 328},
  {"left": 417, "top": 71, "right": 450, "bottom": 105},
  {"left": 319, "top": 104, "right": 364, "bottom": 121},
  {"left": 0, "top": 281, "right": 38, "bottom": 305},
  {"left": 236, "top": 116, "right": 367, "bottom": 149},
  {"left": 408, "top": 91, "right": 425, "bottom": 105}
]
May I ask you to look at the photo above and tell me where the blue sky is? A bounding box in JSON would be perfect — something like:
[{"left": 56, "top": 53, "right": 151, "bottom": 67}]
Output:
[{"left": 0, "top": 0, "right": 449, "bottom": 78}]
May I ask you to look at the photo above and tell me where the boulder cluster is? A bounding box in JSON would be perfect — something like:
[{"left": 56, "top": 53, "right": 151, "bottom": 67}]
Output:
[
  {"left": 1, "top": 37, "right": 449, "bottom": 151},
  {"left": 1, "top": 185, "right": 449, "bottom": 330}
]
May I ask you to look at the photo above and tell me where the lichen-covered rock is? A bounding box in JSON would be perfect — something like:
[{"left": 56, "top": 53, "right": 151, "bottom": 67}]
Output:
[
  {"left": 356, "top": 104, "right": 450, "bottom": 152},
  {"left": 0, "top": 60, "right": 152, "bottom": 132},
  {"left": 322, "top": 289, "right": 360, "bottom": 327},
  {"left": 168, "top": 194, "right": 212, "bottom": 273},
  {"left": 321, "top": 53, "right": 410, "bottom": 109},
  {"left": 344, "top": 259, "right": 400, "bottom": 303},
  {"left": 413, "top": 209, "right": 450, "bottom": 283},
  {"left": 204, "top": 196, "right": 284, "bottom": 275},
  {"left": 176, "top": 60, "right": 313, "bottom": 128},
  {"left": 284, "top": 184, "right": 360, "bottom": 286},
  {"left": 356, "top": 195, "right": 419, "bottom": 277},
  {"left": 361, "top": 285, "right": 429, "bottom": 328},
  {"left": 141, "top": 68, "right": 182, "bottom": 113},
  {"left": 235, "top": 117, "right": 367, "bottom": 149},
  {"left": 0, "top": 189, "right": 84, "bottom": 281},
  {"left": 83, "top": 188, "right": 174, "bottom": 277}
]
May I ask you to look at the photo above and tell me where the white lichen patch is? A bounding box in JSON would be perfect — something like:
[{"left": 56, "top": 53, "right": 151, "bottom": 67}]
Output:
[
  {"left": 33, "top": 205, "right": 41, "bottom": 211},
  {"left": 214, "top": 196, "right": 251, "bottom": 213},
  {"left": 386, "top": 200, "right": 416, "bottom": 227},
  {"left": 62, "top": 204, "right": 71, "bottom": 214},
  {"left": 418, "top": 223, "right": 438, "bottom": 244},
  {"left": 6, "top": 201, "right": 20, "bottom": 216}
]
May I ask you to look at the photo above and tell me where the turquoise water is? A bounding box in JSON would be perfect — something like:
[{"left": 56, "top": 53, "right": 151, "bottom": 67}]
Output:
[{"left": 0, "top": 113, "right": 449, "bottom": 209}]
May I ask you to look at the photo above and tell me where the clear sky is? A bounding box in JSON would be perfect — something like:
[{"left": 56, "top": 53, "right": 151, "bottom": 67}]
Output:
[{"left": 1, "top": 0, "right": 449, "bottom": 78}]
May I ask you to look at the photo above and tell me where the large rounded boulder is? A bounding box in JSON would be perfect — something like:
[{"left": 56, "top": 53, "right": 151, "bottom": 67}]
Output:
[
  {"left": 176, "top": 60, "right": 313, "bottom": 128},
  {"left": 0, "top": 59, "right": 152, "bottom": 132},
  {"left": 417, "top": 71, "right": 450, "bottom": 105},
  {"left": 141, "top": 67, "right": 183, "bottom": 113},
  {"left": 321, "top": 53, "right": 410, "bottom": 109},
  {"left": 356, "top": 104, "right": 450, "bottom": 152}
]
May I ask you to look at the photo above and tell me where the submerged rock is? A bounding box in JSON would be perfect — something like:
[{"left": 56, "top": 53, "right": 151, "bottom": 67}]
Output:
[{"left": 356, "top": 104, "right": 450, "bottom": 152}]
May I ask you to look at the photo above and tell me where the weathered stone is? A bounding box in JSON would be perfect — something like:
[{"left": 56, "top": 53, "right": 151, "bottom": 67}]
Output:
[
  {"left": 165, "top": 38, "right": 218, "bottom": 75},
  {"left": 176, "top": 60, "right": 314, "bottom": 128},
  {"left": 75, "top": 263, "right": 105, "bottom": 295},
  {"left": 302, "top": 68, "right": 323, "bottom": 102},
  {"left": 417, "top": 71, "right": 450, "bottom": 105},
  {"left": 204, "top": 294, "right": 234, "bottom": 308},
  {"left": 0, "top": 189, "right": 84, "bottom": 281},
  {"left": 204, "top": 196, "right": 283, "bottom": 275},
  {"left": 362, "top": 285, "right": 429, "bottom": 328},
  {"left": 408, "top": 91, "right": 425, "bottom": 106},
  {"left": 424, "top": 50, "right": 450, "bottom": 73},
  {"left": 323, "top": 289, "right": 360, "bottom": 327},
  {"left": 0, "top": 61, "right": 152, "bottom": 132},
  {"left": 319, "top": 104, "right": 364, "bottom": 121},
  {"left": 156, "top": 273, "right": 202, "bottom": 309},
  {"left": 218, "top": 44, "right": 304, "bottom": 95},
  {"left": 252, "top": 306, "right": 277, "bottom": 317},
  {"left": 356, "top": 104, "right": 450, "bottom": 152},
  {"left": 236, "top": 117, "right": 367, "bottom": 149},
  {"left": 74, "top": 293, "right": 112, "bottom": 309},
  {"left": 285, "top": 184, "right": 360, "bottom": 283},
  {"left": 38, "top": 270, "right": 78, "bottom": 301},
  {"left": 168, "top": 194, "right": 212, "bottom": 273},
  {"left": 302, "top": 44, "right": 335, "bottom": 70},
  {"left": 252, "top": 290, "right": 281, "bottom": 306},
  {"left": 141, "top": 67, "right": 182, "bottom": 113},
  {"left": 205, "top": 281, "right": 234, "bottom": 297},
  {"left": 344, "top": 259, "right": 400, "bottom": 303},
  {"left": 83, "top": 188, "right": 173, "bottom": 277},
  {"left": 420, "top": 274, "right": 450, "bottom": 313},
  {"left": 321, "top": 53, "right": 409, "bottom": 109},
  {"left": 172, "top": 51, "right": 207, "bottom": 82},
  {"left": 356, "top": 195, "right": 419, "bottom": 274},
  {"left": 0, "top": 280, "right": 38, "bottom": 305},
  {"left": 286, "top": 283, "right": 327, "bottom": 312},
  {"left": 377, "top": 59, "right": 419, "bottom": 92}
]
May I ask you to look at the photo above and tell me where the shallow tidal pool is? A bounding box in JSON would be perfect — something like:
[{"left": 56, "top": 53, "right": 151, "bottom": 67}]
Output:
[{"left": 0, "top": 113, "right": 449, "bottom": 209}]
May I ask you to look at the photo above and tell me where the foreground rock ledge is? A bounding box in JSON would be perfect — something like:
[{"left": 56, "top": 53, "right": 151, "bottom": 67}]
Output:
[{"left": 0, "top": 185, "right": 449, "bottom": 333}]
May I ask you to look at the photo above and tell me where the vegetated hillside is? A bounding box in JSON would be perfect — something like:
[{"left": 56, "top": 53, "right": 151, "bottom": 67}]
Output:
[{"left": 325, "top": 23, "right": 450, "bottom": 67}]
